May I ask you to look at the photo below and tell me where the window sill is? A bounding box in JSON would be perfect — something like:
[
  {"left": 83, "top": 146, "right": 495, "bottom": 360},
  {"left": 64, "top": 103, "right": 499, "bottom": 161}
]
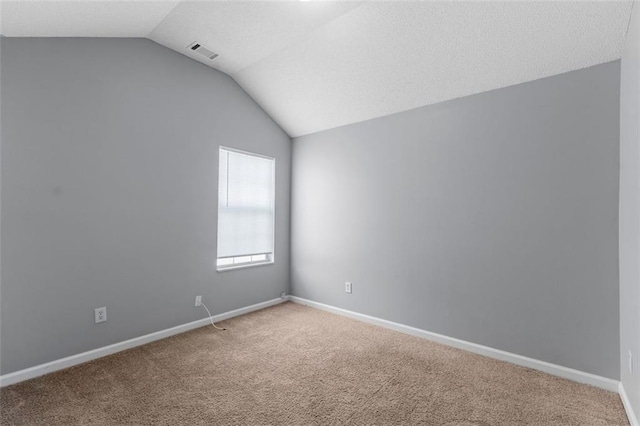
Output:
[{"left": 216, "top": 261, "right": 274, "bottom": 272}]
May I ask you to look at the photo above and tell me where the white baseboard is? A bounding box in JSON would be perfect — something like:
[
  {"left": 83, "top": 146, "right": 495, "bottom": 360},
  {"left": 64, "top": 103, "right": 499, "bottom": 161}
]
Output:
[
  {"left": 1, "top": 295, "right": 634, "bottom": 425},
  {"left": 620, "top": 382, "right": 640, "bottom": 426},
  {"left": 288, "top": 296, "right": 619, "bottom": 393},
  {"left": 0, "top": 297, "right": 286, "bottom": 387}
]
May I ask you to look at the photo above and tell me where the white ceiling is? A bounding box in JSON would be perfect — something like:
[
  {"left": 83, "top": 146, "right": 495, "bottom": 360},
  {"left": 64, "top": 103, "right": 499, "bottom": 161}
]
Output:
[
  {"left": 1, "top": 1, "right": 634, "bottom": 137},
  {"left": 0, "top": 1, "right": 179, "bottom": 38}
]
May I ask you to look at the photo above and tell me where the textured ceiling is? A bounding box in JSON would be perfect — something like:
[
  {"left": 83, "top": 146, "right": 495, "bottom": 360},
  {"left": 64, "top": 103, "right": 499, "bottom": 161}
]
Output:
[
  {"left": 1, "top": 1, "right": 634, "bottom": 137},
  {"left": 149, "top": 1, "right": 362, "bottom": 75},
  {"left": 0, "top": 1, "right": 179, "bottom": 38}
]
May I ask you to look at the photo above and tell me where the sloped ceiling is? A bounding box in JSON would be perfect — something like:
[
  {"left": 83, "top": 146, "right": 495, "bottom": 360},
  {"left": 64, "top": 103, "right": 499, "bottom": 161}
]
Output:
[{"left": 1, "top": 1, "right": 633, "bottom": 137}]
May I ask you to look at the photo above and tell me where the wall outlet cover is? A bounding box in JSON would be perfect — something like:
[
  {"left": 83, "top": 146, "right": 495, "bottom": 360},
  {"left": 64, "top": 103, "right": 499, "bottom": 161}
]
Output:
[
  {"left": 345, "top": 282, "right": 352, "bottom": 294},
  {"left": 94, "top": 307, "right": 107, "bottom": 324}
]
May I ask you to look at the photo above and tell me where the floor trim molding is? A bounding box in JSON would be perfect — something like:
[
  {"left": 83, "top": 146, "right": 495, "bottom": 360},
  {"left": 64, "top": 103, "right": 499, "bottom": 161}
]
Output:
[
  {"left": 620, "top": 382, "right": 640, "bottom": 426},
  {"left": 0, "top": 297, "right": 286, "bottom": 387},
  {"left": 288, "top": 296, "right": 620, "bottom": 393},
  {"left": 3, "top": 295, "right": 633, "bottom": 424}
]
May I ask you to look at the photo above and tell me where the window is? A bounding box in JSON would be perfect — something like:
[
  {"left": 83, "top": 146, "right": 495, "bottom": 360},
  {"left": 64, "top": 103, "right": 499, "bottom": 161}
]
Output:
[{"left": 217, "top": 147, "right": 275, "bottom": 270}]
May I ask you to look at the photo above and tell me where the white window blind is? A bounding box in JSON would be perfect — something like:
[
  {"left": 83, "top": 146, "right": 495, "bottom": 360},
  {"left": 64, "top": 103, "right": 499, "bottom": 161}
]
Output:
[{"left": 217, "top": 147, "right": 275, "bottom": 268}]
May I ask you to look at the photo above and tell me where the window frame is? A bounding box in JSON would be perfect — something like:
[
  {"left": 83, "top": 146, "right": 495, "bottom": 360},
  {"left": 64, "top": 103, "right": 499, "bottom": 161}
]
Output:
[{"left": 216, "top": 146, "right": 276, "bottom": 272}]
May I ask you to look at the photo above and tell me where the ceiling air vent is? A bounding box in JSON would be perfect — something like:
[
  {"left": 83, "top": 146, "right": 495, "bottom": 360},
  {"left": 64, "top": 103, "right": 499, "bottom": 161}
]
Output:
[{"left": 187, "top": 41, "right": 219, "bottom": 60}]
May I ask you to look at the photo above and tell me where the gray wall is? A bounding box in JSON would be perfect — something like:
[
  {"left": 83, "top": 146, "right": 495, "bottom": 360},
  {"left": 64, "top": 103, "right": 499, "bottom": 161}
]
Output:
[
  {"left": 619, "top": 1, "right": 640, "bottom": 415},
  {"left": 0, "top": 38, "right": 291, "bottom": 375},
  {"left": 292, "top": 61, "right": 620, "bottom": 379}
]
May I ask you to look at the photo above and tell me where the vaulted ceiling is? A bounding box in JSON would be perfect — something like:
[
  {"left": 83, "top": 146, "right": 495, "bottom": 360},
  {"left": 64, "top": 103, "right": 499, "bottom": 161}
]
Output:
[{"left": 1, "top": 1, "right": 634, "bottom": 137}]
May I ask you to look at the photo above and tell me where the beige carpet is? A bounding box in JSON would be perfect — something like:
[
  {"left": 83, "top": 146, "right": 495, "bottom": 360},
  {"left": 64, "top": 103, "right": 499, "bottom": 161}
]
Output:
[{"left": 0, "top": 302, "right": 629, "bottom": 425}]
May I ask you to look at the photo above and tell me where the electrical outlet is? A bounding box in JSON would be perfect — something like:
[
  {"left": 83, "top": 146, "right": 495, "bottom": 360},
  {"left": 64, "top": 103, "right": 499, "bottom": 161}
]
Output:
[
  {"left": 345, "top": 282, "right": 352, "bottom": 294},
  {"left": 628, "top": 351, "right": 634, "bottom": 373},
  {"left": 280, "top": 292, "right": 286, "bottom": 299},
  {"left": 94, "top": 307, "right": 107, "bottom": 324},
  {"left": 195, "top": 295, "right": 202, "bottom": 307}
]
